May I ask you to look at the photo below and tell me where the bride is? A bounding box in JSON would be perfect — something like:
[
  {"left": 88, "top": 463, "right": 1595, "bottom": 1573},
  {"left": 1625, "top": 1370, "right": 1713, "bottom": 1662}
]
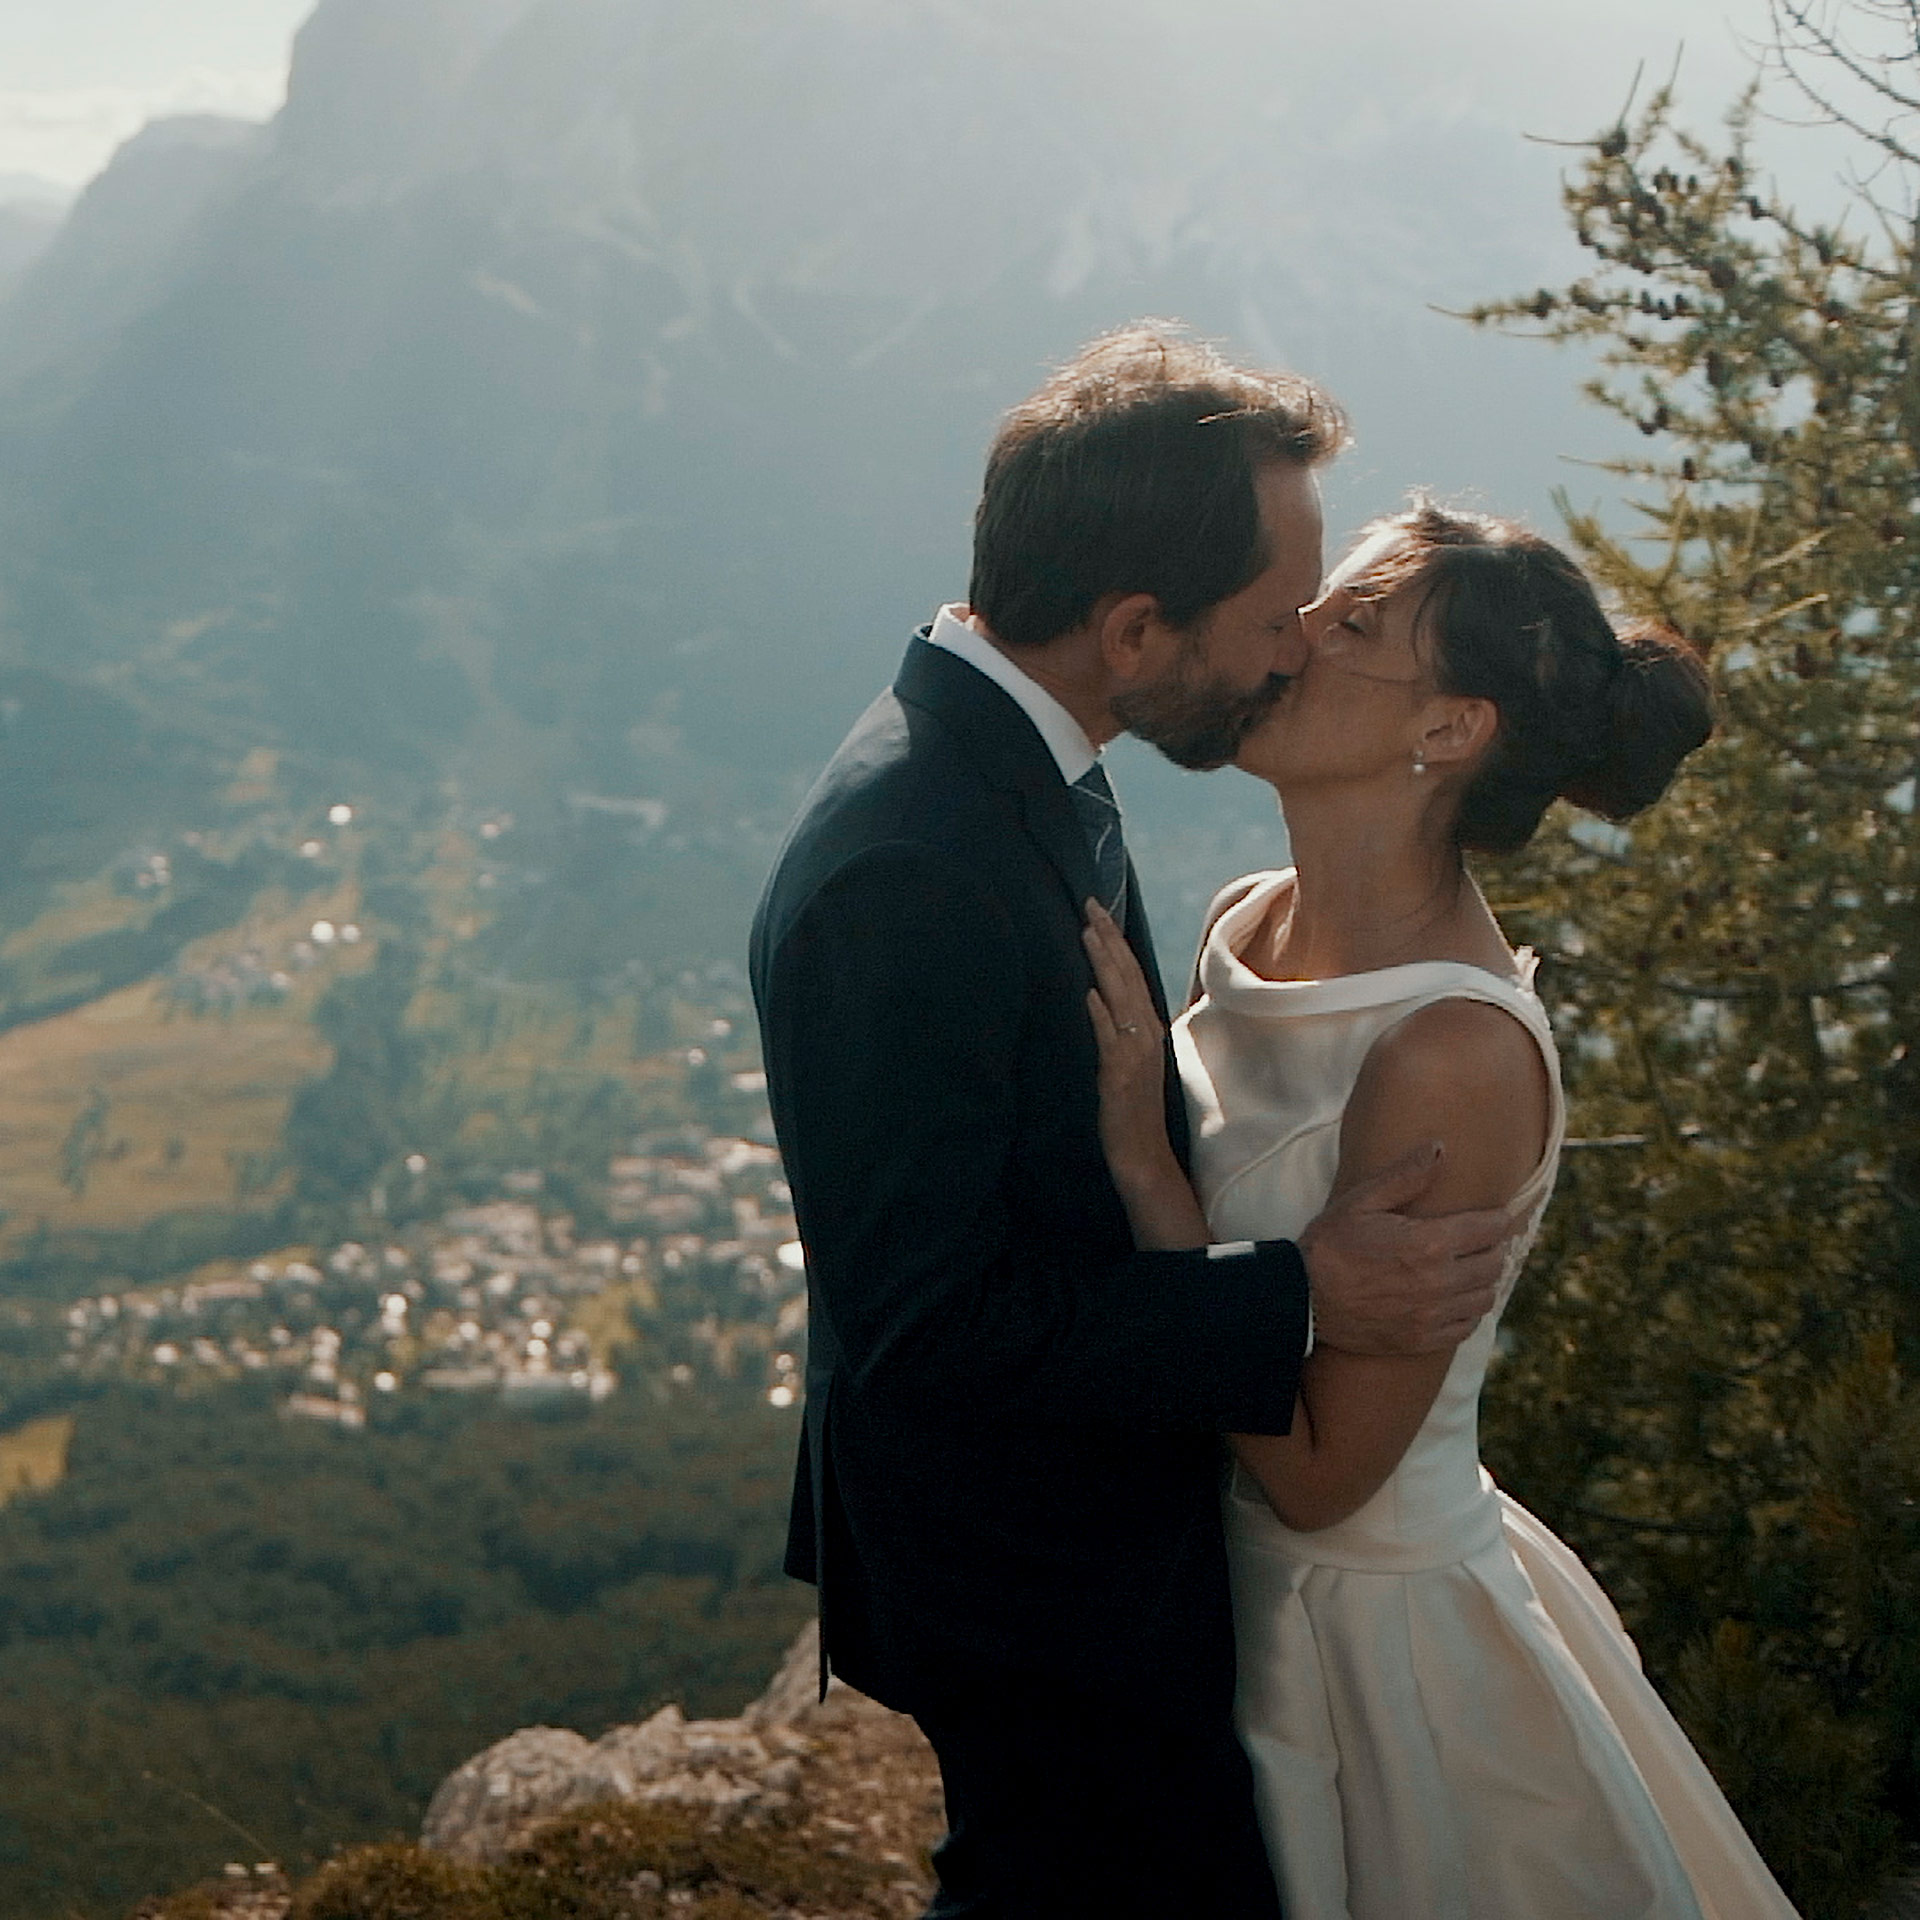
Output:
[{"left": 1082, "top": 500, "right": 1800, "bottom": 1919}]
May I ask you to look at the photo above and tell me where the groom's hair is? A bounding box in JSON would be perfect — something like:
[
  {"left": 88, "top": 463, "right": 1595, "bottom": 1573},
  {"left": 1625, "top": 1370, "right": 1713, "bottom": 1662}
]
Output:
[{"left": 970, "top": 323, "right": 1347, "bottom": 649}]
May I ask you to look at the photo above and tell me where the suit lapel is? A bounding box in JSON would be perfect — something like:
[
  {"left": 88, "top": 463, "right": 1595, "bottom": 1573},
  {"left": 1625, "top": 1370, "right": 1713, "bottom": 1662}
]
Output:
[
  {"left": 896, "top": 635, "right": 1192, "bottom": 1170},
  {"left": 895, "top": 634, "right": 1101, "bottom": 917},
  {"left": 1016, "top": 781, "right": 1102, "bottom": 921}
]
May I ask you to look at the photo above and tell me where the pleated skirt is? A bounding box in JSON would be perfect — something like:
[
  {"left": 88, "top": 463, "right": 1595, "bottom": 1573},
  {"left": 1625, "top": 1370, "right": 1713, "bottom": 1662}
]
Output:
[{"left": 1226, "top": 1476, "right": 1801, "bottom": 1920}]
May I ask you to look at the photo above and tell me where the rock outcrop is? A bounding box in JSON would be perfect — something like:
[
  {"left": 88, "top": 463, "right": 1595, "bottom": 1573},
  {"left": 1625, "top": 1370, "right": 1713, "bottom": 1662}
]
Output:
[
  {"left": 421, "top": 1621, "right": 927, "bottom": 1864},
  {"left": 137, "top": 1622, "right": 945, "bottom": 1919}
]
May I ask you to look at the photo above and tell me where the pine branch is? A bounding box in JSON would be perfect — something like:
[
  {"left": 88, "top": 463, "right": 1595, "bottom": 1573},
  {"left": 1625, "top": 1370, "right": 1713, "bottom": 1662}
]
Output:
[{"left": 1769, "top": 0, "right": 1920, "bottom": 120}]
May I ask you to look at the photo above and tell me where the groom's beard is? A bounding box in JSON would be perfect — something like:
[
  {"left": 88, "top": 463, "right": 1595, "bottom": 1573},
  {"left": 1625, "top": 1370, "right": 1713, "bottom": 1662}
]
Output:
[{"left": 1113, "top": 655, "right": 1290, "bottom": 771}]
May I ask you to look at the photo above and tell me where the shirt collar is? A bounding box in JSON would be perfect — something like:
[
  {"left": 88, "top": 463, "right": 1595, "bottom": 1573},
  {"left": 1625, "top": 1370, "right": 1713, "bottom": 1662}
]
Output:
[{"left": 924, "top": 605, "right": 1101, "bottom": 787}]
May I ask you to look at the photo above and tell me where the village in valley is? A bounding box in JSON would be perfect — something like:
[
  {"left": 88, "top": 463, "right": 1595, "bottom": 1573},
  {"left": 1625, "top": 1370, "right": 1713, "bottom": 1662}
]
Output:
[{"left": 47, "top": 1115, "right": 807, "bottom": 1426}]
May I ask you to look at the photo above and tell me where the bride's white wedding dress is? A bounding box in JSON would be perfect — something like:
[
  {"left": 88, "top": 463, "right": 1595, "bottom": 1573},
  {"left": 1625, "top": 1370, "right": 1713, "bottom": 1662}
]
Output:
[{"left": 1175, "top": 870, "right": 1799, "bottom": 1920}]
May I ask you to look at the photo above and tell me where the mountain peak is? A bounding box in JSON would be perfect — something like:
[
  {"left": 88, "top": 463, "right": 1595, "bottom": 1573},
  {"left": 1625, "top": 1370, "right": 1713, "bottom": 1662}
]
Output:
[{"left": 276, "top": 0, "right": 537, "bottom": 200}]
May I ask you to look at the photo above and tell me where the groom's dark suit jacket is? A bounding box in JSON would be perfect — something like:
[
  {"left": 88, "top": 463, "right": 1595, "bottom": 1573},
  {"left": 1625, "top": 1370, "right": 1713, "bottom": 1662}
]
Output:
[{"left": 749, "top": 633, "right": 1310, "bottom": 1719}]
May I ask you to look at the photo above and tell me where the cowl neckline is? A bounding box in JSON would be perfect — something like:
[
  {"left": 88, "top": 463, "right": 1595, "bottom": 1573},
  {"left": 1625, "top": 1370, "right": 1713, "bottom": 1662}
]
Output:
[{"left": 1198, "top": 869, "right": 1539, "bottom": 1020}]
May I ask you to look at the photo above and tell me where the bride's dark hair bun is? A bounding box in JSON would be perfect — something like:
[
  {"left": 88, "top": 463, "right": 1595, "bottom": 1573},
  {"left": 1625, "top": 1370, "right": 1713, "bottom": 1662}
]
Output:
[
  {"left": 1557, "top": 620, "right": 1714, "bottom": 826},
  {"left": 1346, "top": 502, "right": 1714, "bottom": 854}
]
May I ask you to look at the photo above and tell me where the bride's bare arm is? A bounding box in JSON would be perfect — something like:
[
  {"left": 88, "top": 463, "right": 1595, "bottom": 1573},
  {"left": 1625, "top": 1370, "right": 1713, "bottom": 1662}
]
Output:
[{"left": 1231, "top": 999, "right": 1550, "bottom": 1531}]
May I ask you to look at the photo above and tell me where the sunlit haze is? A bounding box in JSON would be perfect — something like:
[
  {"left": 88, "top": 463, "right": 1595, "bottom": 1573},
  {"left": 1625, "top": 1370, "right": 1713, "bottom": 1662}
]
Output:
[{"left": 0, "top": 0, "right": 1776, "bottom": 195}]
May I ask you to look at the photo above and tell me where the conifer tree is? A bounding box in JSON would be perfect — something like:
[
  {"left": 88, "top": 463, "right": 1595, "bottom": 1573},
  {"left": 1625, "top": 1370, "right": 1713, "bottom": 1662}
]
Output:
[{"left": 1467, "top": 6, "right": 1920, "bottom": 1910}]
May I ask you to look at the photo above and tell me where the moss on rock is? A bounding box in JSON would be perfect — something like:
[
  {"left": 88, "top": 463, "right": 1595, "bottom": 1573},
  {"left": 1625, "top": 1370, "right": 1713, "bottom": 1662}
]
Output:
[
  {"left": 495, "top": 1800, "right": 899, "bottom": 1916},
  {"left": 288, "top": 1844, "right": 496, "bottom": 1920},
  {"left": 137, "top": 1800, "right": 915, "bottom": 1920}
]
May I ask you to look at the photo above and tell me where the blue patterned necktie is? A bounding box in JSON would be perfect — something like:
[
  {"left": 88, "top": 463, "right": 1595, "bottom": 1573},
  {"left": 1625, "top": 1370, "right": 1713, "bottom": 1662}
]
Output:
[{"left": 1069, "top": 759, "right": 1129, "bottom": 922}]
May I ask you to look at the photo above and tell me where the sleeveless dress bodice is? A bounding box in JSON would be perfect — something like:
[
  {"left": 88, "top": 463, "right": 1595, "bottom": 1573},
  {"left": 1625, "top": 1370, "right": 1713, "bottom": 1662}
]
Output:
[{"left": 1174, "top": 871, "right": 1799, "bottom": 1920}]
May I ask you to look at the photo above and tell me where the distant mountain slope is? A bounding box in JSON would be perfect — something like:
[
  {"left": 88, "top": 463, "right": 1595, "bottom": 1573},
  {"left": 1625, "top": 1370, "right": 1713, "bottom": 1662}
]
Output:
[
  {"left": 0, "top": 175, "right": 69, "bottom": 300},
  {"left": 0, "top": 0, "right": 1598, "bottom": 774},
  {"left": 0, "top": 209, "right": 57, "bottom": 307},
  {"left": 0, "top": 0, "right": 1616, "bottom": 1044},
  {"left": 0, "top": 118, "right": 263, "bottom": 394}
]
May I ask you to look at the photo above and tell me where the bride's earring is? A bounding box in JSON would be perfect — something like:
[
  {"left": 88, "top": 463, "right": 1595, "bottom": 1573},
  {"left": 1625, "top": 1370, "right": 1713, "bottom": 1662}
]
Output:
[{"left": 1412, "top": 750, "right": 1427, "bottom": 776}]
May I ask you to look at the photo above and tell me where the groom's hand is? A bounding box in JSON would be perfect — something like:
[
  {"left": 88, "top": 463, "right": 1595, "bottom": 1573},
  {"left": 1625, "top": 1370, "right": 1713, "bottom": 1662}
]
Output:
[{"left": 1296, "top": 1143, "right": 1511, "bottom": 1356}]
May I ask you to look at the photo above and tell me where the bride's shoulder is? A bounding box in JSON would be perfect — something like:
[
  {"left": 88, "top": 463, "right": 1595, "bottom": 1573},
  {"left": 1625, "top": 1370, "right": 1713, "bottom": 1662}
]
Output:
[
  {"left": 1369, "top": 996, "right": 1545, "bottom": 1085},
  {"left": 1349, "top": 998, "right": 1553, "bottom": 1180},
  {"left": 1333, "top": 997, "right": 1554, "bottom": 1209}
]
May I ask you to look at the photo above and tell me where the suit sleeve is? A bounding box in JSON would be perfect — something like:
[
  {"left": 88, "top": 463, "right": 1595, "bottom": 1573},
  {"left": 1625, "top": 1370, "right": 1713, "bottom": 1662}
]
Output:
[{"left": 759, "top": 840, "right": 1307, "bottom": 1433}]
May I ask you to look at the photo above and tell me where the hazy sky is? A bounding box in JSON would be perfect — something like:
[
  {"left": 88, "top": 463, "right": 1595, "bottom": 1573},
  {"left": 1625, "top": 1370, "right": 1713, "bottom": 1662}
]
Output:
[{"left": 0, "top": 0, "right": 1793, "bottom": 192}]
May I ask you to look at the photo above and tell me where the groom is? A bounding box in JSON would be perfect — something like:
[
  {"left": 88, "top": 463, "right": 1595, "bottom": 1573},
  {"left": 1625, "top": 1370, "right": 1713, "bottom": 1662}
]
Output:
[{"left": 750, "top": 326, "right": 1510, "bottom": 1918}]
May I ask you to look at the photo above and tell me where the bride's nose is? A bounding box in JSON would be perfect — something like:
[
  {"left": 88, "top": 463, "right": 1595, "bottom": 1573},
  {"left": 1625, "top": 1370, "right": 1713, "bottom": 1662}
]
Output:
[
  {"left": 1272, "top": 608, "right": 1311, "bottom": 677},
  {"left": 1300, "top": 589, "right": 1349, "bottom": 656}
]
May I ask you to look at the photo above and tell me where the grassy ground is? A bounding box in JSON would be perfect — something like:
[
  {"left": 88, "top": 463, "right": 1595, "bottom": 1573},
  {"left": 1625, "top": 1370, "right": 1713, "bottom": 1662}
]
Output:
[
  {"left": 0, "top": 980, "right": 326, "bottom": 1249},
  {"left": 0, "top": 875, "right": 146, "bottom": 966},
  {"left": 0, "top": 1412, "right": 73, "bottom": 1503},
  {"left": 0, "top": 881, "right": 379, "bottom": 1253}
]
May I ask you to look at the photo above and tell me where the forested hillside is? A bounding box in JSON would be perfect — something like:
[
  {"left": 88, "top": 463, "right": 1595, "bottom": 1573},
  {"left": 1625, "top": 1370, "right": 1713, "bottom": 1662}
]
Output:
[{"left": 0, "top": 1385, "right": 809, "bottom": 1914}]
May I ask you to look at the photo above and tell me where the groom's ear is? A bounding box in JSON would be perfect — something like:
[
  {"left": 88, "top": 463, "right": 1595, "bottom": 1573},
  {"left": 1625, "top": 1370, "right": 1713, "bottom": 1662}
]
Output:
[{"left": 1094, "top": 591, "right": 1170, "bottom": 684}]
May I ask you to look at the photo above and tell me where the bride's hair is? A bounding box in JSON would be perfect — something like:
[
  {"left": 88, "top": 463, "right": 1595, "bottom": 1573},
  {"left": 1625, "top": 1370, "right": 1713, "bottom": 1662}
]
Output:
[{"left": 1344, "top": 501, "right": 1713, "bottom": 855}]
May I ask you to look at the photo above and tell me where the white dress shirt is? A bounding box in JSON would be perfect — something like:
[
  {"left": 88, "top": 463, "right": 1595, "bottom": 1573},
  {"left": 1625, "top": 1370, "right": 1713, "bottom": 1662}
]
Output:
[{"left": 926, "top": 605, "right": 1100, "bottom": 786}]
